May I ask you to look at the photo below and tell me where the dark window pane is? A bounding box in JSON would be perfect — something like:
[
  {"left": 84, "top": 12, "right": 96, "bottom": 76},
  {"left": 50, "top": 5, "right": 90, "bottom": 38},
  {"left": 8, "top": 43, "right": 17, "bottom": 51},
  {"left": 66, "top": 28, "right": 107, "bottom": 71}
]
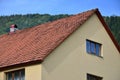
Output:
[
  {"left": 14, "top": 71, "right": 19, "bottom": 80},
  {"left": 96, "top": 44, "right": 100, "bottom": 56},
  {"left": 91, "top": 42, "right": 95, "bottom": 54},
  {"left": 6, "top": 69, "right": 25, "bottom": 80},
  {"left": 21, "top": 70, "right": 25, "bottom": 80},
  {"left": 87, "top": 74, "right": 102, "bottom": 80},
  {"left": 86, "top": 40, "right": 91, "bottom": 53},
  {"left": 7, "top": 73, "right": 12, "bottom": 80}
]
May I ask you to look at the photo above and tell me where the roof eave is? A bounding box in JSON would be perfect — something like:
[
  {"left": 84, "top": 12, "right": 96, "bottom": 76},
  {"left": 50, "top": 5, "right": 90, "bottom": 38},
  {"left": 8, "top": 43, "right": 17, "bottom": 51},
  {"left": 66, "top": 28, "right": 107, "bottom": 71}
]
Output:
[
  {"left": 0, "top": 60, "right": 43, "bottom": 71},
  {"left": 95, "top": 9, "right": 120, "bottom": 53}
]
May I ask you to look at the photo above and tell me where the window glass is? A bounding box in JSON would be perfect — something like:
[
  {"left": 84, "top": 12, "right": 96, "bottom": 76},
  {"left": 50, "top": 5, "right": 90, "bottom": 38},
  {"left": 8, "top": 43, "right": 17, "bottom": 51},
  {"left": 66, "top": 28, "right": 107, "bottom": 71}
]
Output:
[
  {"left": 87, "top": 74, "right": 102, "bottom": 80},
  {"left": 86, "top": 40, "right": 101, "bottom": 57},
  {"left": 6, "top": 69, "right": 25, "bottom": 80},
  {"left": 91, "top": 42, "right": 95, "bottom": 54},
  {"left": 14, "top": 71, "right": 19, "bottom": 80},
  {"left": 96, "top": 44, "right": 100, "bottom": 56},
  {"left": 21, "top": 70, "right": 25, "bottom": 80},
  {"left": 7, "top": 72, "right": 12, "bottom": 80},
  {"left": 86, "top": 41, "right": 90, "bottom": 53}
]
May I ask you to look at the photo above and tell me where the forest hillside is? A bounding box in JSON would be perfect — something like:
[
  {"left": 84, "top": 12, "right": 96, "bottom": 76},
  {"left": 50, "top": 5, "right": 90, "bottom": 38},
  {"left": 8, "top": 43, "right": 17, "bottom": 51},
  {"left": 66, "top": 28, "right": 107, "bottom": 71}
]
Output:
[{"left": 0, "top": 14, "right": 120, "bottom": 45}]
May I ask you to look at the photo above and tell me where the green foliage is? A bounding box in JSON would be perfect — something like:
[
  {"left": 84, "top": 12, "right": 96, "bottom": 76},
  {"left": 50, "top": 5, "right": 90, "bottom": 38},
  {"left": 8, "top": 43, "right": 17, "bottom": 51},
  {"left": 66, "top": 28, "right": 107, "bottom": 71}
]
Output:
[
  {"left": 103, "top": 16, "right": 120, "bottom": 45},
  {"left": 0, "top": 14, "right": 119, "bottom": 45},
  {"left": 0, "top": 14, "right": 70, "bottom": 34}
]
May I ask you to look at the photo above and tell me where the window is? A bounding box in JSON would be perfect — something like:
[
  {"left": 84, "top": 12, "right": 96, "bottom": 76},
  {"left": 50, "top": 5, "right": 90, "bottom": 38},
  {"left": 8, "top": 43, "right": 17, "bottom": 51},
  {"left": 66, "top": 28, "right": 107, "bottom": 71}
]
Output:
[
  {"left": 87, "top": 74, "right": 103, "bottom": 80},
  {"left": 6, "top": 69, "right": 25, "bottom": 80},
  {"left": 86, "top": 40, "right": 101, "bottom": 56}
]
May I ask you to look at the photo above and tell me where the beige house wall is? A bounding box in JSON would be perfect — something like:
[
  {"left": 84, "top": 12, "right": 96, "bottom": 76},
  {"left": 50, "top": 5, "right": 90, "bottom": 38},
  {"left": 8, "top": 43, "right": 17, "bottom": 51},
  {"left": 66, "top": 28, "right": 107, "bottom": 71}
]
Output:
[
  {"left": 42, "top": 14, "right": 120, "bottom": 80},
  {"left": 0, "top": 71, "right": 5, "bottom": 80},
  {"left": 25, "top": 64, "right": 42, "bottom": 80},
  {"left": 0, "top": 64, "right": 42, "bottom": 80}
]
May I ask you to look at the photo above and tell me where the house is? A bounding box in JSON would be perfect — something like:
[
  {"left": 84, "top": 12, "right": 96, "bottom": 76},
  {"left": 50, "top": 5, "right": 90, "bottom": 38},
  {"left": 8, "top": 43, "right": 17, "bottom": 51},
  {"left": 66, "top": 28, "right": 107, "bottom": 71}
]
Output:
[{"left": 0, "top": 8, "right": 120, "bottom": 80}]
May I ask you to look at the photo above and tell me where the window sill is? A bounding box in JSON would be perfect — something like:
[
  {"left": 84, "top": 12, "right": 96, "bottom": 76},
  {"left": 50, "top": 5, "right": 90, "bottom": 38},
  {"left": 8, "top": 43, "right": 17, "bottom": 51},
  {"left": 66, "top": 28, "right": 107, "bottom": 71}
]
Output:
[{"left": 87, "top": 52, "right": 103, "bottom": 58}]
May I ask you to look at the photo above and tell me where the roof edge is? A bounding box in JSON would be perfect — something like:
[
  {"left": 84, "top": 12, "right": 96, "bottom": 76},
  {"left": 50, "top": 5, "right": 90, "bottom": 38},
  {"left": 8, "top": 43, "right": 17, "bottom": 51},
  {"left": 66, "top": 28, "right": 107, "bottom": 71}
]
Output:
[
  {"left": 0, "top": 60, "right": 43, "bottom": 71},
  {"left": 42, "top": 9, "right": 99, "bottom": 60},
  {"left": 95, "top": 9, "right": 120, "bottom": 53}
]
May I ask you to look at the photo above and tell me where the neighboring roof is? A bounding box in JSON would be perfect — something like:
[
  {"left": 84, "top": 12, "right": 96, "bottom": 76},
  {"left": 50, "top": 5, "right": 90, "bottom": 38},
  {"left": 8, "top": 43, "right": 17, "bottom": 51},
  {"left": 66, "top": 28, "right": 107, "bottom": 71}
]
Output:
[{"left": 0, "top": 9, "right": 119, "bottom": 69}]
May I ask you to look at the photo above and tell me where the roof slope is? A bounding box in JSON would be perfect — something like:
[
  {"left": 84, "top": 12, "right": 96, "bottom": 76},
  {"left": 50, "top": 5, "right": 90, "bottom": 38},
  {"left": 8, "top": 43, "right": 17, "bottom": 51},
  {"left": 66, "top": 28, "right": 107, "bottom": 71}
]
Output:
[{"left": 0, "top": 9, "right": 119, "bottom": 69}]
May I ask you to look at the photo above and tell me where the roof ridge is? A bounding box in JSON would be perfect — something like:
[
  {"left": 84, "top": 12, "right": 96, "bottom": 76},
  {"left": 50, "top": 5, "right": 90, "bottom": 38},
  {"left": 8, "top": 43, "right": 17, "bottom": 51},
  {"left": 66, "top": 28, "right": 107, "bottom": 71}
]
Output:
[{"left": 0, "top": 8, "right": 97, "bottom": 38}]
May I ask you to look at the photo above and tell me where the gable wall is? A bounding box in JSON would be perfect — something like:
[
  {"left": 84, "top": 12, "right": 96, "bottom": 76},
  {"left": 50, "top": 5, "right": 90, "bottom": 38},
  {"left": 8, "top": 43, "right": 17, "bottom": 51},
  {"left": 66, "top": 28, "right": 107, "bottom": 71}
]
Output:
[{"left": 42, "top": 14, "right": 120, "bottom": 80}]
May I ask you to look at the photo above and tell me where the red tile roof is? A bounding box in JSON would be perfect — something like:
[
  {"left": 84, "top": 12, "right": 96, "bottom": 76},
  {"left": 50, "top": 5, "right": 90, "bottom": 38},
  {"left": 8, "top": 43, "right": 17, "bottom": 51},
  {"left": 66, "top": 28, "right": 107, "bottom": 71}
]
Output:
[{"left": 0, "top": 9, "right": 119, "bottom": 69}]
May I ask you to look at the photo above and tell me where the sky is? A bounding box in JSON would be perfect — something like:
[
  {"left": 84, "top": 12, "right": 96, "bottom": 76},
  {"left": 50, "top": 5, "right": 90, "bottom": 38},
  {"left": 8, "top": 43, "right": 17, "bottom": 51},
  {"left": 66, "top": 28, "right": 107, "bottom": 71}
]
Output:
[{"left": 0, "top": 0, "right": 120, "bottom": 16}]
